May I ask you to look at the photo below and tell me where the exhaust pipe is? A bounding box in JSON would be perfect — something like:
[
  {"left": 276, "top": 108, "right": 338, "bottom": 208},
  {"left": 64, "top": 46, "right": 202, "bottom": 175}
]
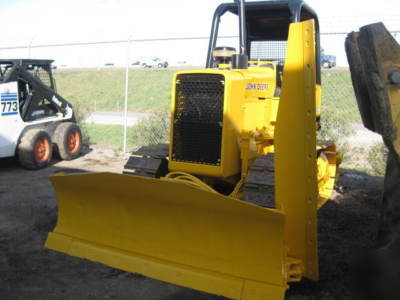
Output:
[
  {"left": 233, "top": 0, "right": 248, "bottom": 69},
  {"left": 238, "top": 0, "right": 247, "bottom": 56}
]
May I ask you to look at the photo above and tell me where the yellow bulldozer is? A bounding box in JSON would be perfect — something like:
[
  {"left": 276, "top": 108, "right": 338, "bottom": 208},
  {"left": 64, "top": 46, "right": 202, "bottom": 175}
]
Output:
[{"left": 45, "top": 1, "right": 338, "bottom": 299}]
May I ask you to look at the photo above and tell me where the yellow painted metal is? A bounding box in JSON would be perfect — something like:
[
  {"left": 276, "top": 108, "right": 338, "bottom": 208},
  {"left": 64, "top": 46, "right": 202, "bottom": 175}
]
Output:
[
  {"left": 169, "top": 70, "right": 242, "bottom": 178},
  {"left": 169, "top": 65, "right": 278, "bottom": 178},
  {"left": 45, "top": 19, "right": 333, "bottom": 300},
  {"left": 274, "top": 19, "right": 319, "bottom": 280},
  {"left": 286, "top": 257, "right": 303, "bottom": 282},
  {"left": 46, "top": 172, "right": 288, "bottom": 299},
  {"left": 316, "top": 143, "right": 338, "bottom": 209}
]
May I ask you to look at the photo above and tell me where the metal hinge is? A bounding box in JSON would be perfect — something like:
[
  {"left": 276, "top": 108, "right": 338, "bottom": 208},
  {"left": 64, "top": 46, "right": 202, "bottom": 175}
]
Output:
[{"left": 287, "top": 257, "right": 303, "bottom": 282}]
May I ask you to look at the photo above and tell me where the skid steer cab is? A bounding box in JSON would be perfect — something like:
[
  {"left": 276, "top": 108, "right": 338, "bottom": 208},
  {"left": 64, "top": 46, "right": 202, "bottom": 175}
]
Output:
[
  {"left": 0, "top": 59, "right": 82, "bottom": 169},
  {"left": 46, "top": 1, "right": 339, "bottom": 299}
]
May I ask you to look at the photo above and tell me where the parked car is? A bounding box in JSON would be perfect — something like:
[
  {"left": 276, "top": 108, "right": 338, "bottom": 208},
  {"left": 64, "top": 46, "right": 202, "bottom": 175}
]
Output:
[
  {"left": 141, "top": 57, "right": 168, "bottom": 68},
  {"left": 320, "top": 49, "right": 336, "bottom": 68}
]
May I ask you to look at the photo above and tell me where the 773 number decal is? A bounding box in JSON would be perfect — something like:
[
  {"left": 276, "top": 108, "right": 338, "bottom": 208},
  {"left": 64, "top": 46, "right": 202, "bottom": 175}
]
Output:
[{"left": 1, "top": 101, "right": 18, "bottom": 116}]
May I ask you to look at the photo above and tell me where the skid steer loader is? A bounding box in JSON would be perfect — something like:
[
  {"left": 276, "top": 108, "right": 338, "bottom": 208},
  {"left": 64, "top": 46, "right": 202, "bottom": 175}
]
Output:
[
  {"left": 0, "top": 59, "right": 82, "bottom": 169},
  {"left": 46, "top": 1, "right": 338, "bottom": 299}
]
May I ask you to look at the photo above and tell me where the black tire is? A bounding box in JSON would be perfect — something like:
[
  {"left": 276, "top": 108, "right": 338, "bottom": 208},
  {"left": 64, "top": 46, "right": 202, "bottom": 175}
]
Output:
[
  {"left": 323, "top": 62, "right": 330, "bottom": 69},
  {"left": 158, "top": 63, "right": 163, "bottom": 68},
  {"left": 17, "top": 129, "right": 53, "bottom": 170},
  {"left": 53, "top": 122, "right": 82, "bottom": 160}
]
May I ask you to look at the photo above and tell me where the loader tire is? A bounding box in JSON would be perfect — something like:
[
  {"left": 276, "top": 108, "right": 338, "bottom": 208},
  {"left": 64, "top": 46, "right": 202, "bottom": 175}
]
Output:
[
  {"left": 53, "top": 122, "right": 82, "bottom": 160},
  {"left": 18, "top": 129, "right": 53, "bottom": 170}
]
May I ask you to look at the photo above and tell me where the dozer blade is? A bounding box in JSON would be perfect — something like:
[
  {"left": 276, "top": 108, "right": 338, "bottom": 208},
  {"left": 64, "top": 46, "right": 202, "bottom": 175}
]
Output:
[{"left": 46, "top": 172, "right": 288, "bottom": 299}]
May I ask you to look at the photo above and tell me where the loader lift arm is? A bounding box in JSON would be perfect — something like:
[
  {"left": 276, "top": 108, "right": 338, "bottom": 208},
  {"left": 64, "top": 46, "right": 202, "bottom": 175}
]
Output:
[
  {"left": 0, "top": 58, "right": 82, "bottom": 169},
  {"left": 0, "top": 59, "right": 74, "bottom": 122}
]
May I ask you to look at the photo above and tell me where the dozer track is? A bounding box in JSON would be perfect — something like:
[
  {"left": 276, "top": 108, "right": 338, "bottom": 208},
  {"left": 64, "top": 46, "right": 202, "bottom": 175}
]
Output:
[
  {"left": 243, "top": 154, "right": 275, "bottom": 208},
  {"left": 123, "top": 144, "right": 169, "bottom": 178}
]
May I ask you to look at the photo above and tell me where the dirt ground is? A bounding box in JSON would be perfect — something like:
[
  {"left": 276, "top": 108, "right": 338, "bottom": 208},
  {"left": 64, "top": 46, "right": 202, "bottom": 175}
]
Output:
[{"left": 0, "top": 147, "right": 383, "bottom": 299}]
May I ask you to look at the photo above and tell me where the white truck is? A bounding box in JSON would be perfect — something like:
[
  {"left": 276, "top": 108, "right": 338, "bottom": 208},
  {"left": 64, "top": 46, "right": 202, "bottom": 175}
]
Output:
[
  {"left": 0, "top": 59, "right": 82, "bottom": 169},
  {"left": 141, "top": 57, "right": 168, "bottom": 68}
]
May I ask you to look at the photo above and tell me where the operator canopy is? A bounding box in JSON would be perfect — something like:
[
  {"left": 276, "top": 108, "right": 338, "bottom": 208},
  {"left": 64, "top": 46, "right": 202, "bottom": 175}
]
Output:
[{"left": 209, "top": 0, "right": 320, "bottom": 81}]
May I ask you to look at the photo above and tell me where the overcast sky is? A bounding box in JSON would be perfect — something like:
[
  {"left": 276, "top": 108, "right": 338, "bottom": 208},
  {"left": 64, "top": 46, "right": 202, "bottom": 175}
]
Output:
[
  {"left": 0, "top": 0, "right": 399, "bottom": 47},
  {"left": 0, "top": 0, "right": 398, "bottom": 67}
]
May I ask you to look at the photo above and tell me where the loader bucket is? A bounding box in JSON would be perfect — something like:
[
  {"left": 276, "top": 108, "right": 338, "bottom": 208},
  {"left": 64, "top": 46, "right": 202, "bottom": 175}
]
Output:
[
  {"left": 46, "top": 172, "right": 288, "bottom": 299},
  {"left": 345, "top": 23, "right": 400, "bottom": 158}
]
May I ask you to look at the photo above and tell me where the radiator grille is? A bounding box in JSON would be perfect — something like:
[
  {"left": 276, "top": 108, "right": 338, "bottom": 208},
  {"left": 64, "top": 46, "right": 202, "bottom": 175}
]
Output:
[{"left": 172, "top": 73, "right": 225, "bottom": 165}]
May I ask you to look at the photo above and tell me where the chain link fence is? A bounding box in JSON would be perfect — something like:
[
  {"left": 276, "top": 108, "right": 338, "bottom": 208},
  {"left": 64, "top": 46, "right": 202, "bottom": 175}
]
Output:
[
  {"left": 319, "top": 70, "right": 387, "bottom": 175},
  {"left": 1, "top": 33, "right": 396, "bottom": 175},
  {"left": 72, "top": 66, "right": 387, "bottom": 175},
  {"left": 116, "top": 68, "right": 388, "bottom": 175}
]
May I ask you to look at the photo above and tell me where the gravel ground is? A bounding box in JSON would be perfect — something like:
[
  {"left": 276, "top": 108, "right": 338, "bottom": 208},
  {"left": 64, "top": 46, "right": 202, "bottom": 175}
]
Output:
[{"left": 0, "top": 147, "right": 383, "bottom": 299}]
